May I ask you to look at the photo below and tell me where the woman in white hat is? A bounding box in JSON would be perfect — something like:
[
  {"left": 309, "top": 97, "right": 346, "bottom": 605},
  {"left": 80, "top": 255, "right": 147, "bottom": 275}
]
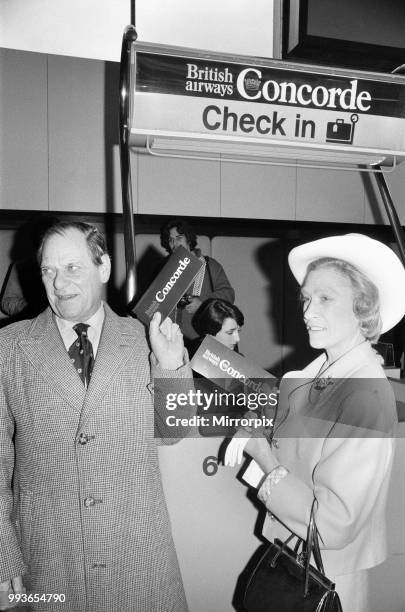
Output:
[{"left": 225, "top": 233, "right": 405, "bottom": 611}]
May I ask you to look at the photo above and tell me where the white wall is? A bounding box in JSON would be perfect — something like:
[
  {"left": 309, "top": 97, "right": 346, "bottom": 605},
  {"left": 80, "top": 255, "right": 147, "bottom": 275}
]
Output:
[
  {"left": 0, "top": 0, "right": 130, "bottom": 61},
  {"left": 0, "top": 0, "right": 274, "bottom": 61},
  {"left": 136, "top": 0, "right": 274, "bottom": 57}
]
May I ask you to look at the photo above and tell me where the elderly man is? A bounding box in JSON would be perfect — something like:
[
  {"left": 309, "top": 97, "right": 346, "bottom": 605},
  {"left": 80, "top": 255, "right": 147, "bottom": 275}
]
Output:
[{"left": 0, "top": 221, "right": 192, "bottom": 612}]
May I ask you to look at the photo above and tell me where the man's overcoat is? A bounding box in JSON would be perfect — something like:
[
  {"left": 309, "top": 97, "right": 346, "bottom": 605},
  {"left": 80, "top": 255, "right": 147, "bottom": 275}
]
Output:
[{"left": 0, "top": 305, "right": 190, "bottom": 611}]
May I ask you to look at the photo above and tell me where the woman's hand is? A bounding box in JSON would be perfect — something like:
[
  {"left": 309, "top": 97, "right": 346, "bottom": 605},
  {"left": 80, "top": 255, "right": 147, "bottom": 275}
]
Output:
[
  {"left": 244, "top": 436, "right": 279, "bottom": 474},
  {"left": 224, "top": 428, "right": 279, "bottom": 474},
  {"left": 224, "top": 429, "right": 251, "bottom": 467}
]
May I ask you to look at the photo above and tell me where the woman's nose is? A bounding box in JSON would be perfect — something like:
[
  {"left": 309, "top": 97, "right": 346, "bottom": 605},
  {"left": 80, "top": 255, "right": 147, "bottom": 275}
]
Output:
[{"left": 303, "top": 298, "right": 315, "bottom": 318}]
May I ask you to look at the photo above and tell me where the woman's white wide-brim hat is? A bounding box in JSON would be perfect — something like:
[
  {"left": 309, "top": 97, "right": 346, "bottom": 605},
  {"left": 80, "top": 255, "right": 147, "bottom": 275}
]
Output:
[{"left": 288, "top": 233, "right": 405, "bottom": 333}]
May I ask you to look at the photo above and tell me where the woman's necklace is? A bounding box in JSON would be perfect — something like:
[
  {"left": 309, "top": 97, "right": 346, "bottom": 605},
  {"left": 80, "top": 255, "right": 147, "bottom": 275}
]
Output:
[
  {"left": 312, "top": 358, "right": 334, "bottom": 391},
  {"left": 277, "top": 339, "right": 368, "bottom": 431},
  {"left": 311, "top": 339, "right": 367, "bottom": 392}
]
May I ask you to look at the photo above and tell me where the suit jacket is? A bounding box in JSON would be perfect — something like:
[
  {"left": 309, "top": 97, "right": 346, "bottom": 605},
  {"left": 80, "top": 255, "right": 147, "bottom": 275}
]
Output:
[
  {"left": 0, "top": 305, "right": 192, "bottom": 611},
  {"left": 261, "top": 341, "right": 397, "bottom": 576}
]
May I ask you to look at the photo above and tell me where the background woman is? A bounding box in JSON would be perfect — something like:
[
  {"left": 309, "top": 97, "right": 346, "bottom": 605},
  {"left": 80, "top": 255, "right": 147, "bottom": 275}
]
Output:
[
  {"left": 225, "top": 233, "right": 405, "bottom": 611},
  {"left": 191, "top": 297, "right": 244, "bottom": 355},
  {"left": 191, "top": 298, "right": 245, "bottom": 437}
]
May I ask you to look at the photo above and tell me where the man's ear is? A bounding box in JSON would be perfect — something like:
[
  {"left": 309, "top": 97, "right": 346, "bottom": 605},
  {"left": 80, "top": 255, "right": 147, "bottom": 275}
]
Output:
[{"left": 99, "top": 254, "right": 111, "bottom": 284}]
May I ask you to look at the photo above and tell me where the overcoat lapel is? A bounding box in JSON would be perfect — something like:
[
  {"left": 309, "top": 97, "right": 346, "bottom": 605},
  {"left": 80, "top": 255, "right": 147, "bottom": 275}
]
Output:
[
  {"left": 79, "top": 305, "right": 141, "bottom": 427},
  {"left": 18, "top": 308, "right": 86, "bottom": 412}
]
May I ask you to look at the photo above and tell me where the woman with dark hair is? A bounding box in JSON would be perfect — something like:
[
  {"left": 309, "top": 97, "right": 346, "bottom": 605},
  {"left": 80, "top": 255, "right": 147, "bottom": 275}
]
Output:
[
  {"left": 160, "top": 218, "right": 235, "bottom": 346},
  {"left": 190, "top": 298, "right": 245, "bottom": 437},
  {"left": 192, "top": 298, "right": 244, "bottom": 353},
  {"left": 225, "top": 233, "right": 405, "bottom": 611}
]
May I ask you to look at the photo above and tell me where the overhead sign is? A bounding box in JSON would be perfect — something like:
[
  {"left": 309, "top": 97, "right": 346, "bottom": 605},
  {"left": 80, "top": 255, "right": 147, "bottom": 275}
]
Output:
[{"left": 130, "top": 42, "right": 405, "bottom": 159}]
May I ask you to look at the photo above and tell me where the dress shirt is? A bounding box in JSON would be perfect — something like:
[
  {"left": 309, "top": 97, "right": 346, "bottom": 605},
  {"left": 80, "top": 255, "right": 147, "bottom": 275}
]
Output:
[{"left": 55, "top": 302, "right": 105, "bottom": 357}]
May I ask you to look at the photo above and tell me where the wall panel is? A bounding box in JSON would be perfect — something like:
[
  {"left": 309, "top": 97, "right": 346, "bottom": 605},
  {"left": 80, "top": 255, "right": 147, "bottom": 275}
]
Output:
[
  {"left": 296, "top": 166, "right": 365, "bottom": 223},
  {"left": 220, "top": 162, "right": 296, "bottom": 220},
  {"left": 0, "top": 49, "right": 48, "bottom": 210},
  {"left": 48, "top": 55, "right": 120, "bottom": 214},
  {"left": 137, "top": 154, "right": 220, "bottom": 217}
]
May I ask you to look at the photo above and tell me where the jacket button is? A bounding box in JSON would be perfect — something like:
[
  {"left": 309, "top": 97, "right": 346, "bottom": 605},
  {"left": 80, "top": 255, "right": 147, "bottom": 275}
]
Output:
[
  {"left": 272, "top": 439, "right": 280, "bottom": 449},
  {"left": 78, "top": 433, "right": 89, "bottom": 445},
  {"left": 84, "top": 496, "right": 103, "bottom": 508},
  {"left": 84, "top": 496, "right": 95, "bottom": 508}
]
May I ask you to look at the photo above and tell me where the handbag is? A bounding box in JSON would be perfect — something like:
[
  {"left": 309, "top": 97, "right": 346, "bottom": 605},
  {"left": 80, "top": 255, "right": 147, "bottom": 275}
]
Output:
[{"left": 244, "top": 499, "right": 343, "bottom": 612}]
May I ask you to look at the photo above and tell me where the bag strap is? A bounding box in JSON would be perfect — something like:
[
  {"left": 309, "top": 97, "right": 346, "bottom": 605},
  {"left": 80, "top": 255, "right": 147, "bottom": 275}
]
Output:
[
  {"left": 276, "top": 497, "right": 326, "bottom": 597},
  {"left": 312, "top": 525, "right": 324, "bottom": 574},
  {"left": 303, "top": 498, "right": 325, "bottom": 596},
  {"left": 270, "top": 533, "right": 298, "bottom": 568},
  {"left": 204, "top": 256, "right": 214, "bottom": 292}
]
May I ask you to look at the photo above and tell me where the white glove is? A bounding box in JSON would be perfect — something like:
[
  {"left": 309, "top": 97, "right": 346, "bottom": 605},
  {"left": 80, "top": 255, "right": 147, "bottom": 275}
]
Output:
[{"left": 224, "top": 435, "right": 251, "bottom": 467}]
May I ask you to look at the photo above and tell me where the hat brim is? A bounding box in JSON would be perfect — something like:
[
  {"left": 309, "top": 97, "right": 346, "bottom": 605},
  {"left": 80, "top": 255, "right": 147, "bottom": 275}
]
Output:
[{"left": 288, "top": 233, "right": 405, "bottom": 334}]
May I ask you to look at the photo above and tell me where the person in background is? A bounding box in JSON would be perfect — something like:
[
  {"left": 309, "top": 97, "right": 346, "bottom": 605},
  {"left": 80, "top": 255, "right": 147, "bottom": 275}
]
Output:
[
  {"left": 160, "top": 218, "right": 235, "bottom": 347},
  {"left": 190, "top": 298, "right": 245, "bottom": 437},
  {"left": 0, "top": 221, "right": 192, "bottom": 612},
  {"left": 225, "top": 233, "right": 405, "bottom": 611},
  {"left": 0, "top": 216, "right": 60, "bottom": 320},
  {"left": 191, "top": 297, "right": 244, "bottom": 357}
]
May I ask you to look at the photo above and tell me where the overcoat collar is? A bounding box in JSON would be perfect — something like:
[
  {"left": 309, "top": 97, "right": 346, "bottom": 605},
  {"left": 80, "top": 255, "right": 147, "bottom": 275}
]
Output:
[
  {"left": 18, "top": 307, "right": 86, "bottom": 412},
  {"left": 17, "top": 306, "right": 143, "bottom": 420},
  {"left": 276, "top": 341, "right": 385, "bottom": 436},
  {"left": 296, "top": 340, "right": 384, "bottom": 380}
]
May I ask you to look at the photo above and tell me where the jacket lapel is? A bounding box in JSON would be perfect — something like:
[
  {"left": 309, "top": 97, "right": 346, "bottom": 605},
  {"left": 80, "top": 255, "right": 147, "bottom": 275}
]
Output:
[
  {"left": 79, "top": 305, "right": 141, "bottom": 427},
  {"left": 18, "top": 308, "right": 86, "bottom": 412}
]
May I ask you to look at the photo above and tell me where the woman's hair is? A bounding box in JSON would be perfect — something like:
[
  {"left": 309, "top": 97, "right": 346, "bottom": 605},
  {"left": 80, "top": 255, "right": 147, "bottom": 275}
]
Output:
[
  {"left": 37, "top": 221, "right": 108, "bottom": 266},
  {"left": 160, "top": 218, "right": 197, "bottom": 252},
  {"left": 302, "top": 257, "right": 382, "bottom": 342},
  {"left": 193, "top": 298, "right": 244, "bottom": 337}
]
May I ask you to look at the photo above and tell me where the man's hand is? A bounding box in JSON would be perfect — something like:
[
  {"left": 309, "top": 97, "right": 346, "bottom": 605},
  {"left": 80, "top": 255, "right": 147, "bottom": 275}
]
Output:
[
  {"left": 149, "top": 312, "right": 184, "bottom": 370},
  {"left": 185, "top": 296, "right": 202, "bottom": 314},
  {"left": 0, "top": 576, "right": 25, "bottom": 611}
]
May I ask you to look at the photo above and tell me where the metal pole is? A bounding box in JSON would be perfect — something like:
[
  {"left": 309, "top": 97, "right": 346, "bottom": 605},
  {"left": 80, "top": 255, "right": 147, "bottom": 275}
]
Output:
[
  {"left": 374, "top": 166, "right": 405, "bottom": 266},
  {"left": 119, "top": 25, "right": 138, "bottom": 309},
  {"left": 131, "top": 0, "right": 136, "bottom": 28}
]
